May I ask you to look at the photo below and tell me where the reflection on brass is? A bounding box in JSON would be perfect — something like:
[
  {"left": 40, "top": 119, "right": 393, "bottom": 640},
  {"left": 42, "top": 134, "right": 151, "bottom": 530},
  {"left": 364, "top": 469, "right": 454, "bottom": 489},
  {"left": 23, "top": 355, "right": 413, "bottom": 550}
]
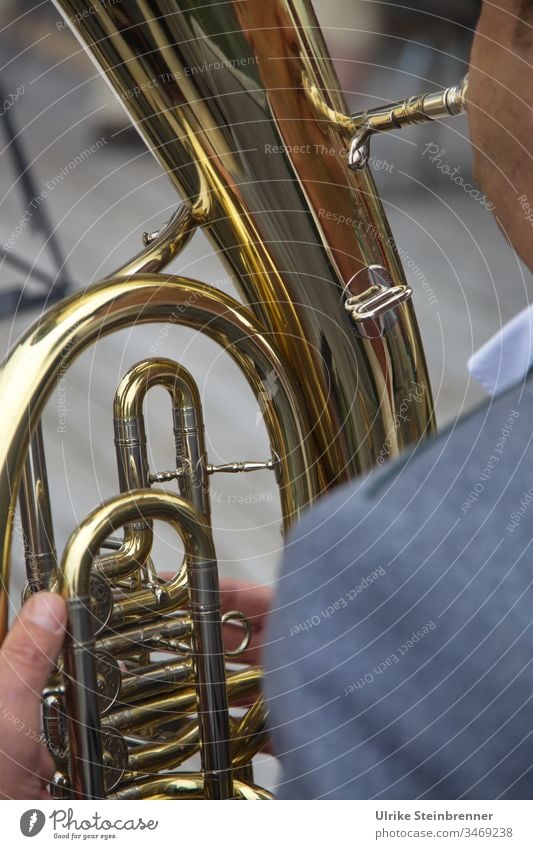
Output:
[
  {"left": 0, "top": 276, "right": 310, "bottom": 799},
  {"left": 126, "top": 719, "right": 200, "bottom": 774},
  {"left": 115, "top": 202, "right": 197, "bottom": 277},
  {"left": 0, "top": 0, "right": 469, "bottom": 800},
  {"left": 349, "top": 77, "right": 469, "bottom": 170},
  {"left": 111, "top": 774, "right": 273, "bottom": 801},
  {"left": 48, "top": 0, "right": 435, "bottom": 486},
  {"left": 232, "top": 698, "right": 269, "bottom": 769}
]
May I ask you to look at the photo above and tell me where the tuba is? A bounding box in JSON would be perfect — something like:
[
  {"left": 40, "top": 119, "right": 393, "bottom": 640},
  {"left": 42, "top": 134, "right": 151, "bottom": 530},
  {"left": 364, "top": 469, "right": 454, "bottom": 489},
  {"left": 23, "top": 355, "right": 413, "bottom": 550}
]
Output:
[{"left": 0, "top": 0, "right": 467, "bottom": 799}]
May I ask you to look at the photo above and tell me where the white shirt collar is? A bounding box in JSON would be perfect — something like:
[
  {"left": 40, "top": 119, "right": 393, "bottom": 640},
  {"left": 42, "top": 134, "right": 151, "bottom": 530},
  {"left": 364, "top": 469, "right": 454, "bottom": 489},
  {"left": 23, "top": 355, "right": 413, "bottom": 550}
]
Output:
[{"left": 468, "top": 304, "right": 533, "bottom": 397}]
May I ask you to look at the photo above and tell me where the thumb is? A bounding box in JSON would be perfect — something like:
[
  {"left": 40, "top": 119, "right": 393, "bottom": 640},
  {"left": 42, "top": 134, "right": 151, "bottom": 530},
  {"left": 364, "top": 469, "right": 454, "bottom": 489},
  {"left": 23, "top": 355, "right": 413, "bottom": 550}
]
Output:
[{"left": 0, "top": 592, "right": 67, "bottom": 706}]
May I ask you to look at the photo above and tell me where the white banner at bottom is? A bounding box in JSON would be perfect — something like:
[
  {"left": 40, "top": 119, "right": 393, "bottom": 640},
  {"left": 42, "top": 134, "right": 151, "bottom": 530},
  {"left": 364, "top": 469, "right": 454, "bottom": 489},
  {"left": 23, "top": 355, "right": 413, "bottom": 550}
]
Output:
[{"left": 2, "top": 799, "right": 532, "bottom": 848}]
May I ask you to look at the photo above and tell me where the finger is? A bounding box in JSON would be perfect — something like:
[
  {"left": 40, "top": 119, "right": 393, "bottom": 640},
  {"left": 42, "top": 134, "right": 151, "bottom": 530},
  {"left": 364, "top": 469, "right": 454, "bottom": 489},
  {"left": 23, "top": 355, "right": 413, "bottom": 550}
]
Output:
[
  {"left": 159, "top": 575, "right": 274, "bottom": 621},
  {"left": 219, "top": 579, "right": 273, "bottom": 620},
  {"left": 0, "top": 593, "right": 67, "bottom": 710}
]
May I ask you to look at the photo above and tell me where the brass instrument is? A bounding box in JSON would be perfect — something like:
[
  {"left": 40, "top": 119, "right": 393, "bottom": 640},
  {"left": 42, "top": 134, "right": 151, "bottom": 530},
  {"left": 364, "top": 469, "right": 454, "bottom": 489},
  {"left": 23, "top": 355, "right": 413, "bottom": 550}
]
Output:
[{"left": 0, "top": 0, "right": 469, "bottom": 799}]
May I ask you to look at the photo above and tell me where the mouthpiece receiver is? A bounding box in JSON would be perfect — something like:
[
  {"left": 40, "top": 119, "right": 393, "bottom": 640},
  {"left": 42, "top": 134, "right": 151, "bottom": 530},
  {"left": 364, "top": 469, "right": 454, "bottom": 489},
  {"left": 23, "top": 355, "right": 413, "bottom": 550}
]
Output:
[{"left": 348, "top": 76, "right": 469, "bottom": 170}]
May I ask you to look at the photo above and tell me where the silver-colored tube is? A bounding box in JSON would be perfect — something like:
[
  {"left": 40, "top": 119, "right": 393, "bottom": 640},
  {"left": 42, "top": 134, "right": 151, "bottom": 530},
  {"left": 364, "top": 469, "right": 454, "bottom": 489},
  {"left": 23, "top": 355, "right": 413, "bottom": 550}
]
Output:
[{"left": 18, "top": 421, "right": 57, "bottom": 591}]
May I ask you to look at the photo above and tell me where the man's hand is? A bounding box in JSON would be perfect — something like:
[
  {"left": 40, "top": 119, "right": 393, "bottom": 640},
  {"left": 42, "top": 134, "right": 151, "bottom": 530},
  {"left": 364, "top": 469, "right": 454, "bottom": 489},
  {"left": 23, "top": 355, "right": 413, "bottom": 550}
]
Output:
[
  {"left": 160, "top": 573, "right": 273, "bottom": 665},
  {"left": 219, "top": 579, "right": 273, "bottom": 666},
  {"left": 0, "top": 592, "right": 66, "bottom": 800}
]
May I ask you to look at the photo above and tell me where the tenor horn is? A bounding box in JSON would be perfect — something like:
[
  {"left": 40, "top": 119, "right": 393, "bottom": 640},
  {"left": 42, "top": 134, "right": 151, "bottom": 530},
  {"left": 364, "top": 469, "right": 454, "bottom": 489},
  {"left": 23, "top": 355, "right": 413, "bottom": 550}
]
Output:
[{"left": 0, "top": 0, "right": 468, "bottom": 799}]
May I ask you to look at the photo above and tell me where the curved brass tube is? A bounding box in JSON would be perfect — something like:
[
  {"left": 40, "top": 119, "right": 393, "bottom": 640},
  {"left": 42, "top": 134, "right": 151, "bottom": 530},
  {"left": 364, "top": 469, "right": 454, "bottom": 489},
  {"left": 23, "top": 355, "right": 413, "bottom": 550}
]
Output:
[
  {"left": 119, "top": 657, "right": 195, "bottom": 703},
  {"left": 0, "top": 273, "right": 319, "bottom": 641},
  {"left": 109, "top": 568, "right": 189, "bottom": 624},
  {"left": 94, "top": 360, "right": 211, "bottom": 592},
  {"left": 52, "top": 0, "right": 435, "bottom": 494},
  {"left": 58, "top": 489, "right": 232, "bottom": 800},
  {"left": 93, "top": 525, "right": 153, "bottom": 582},
  {"left": 112, "top": 202, "right": 197, "bottom": 277},
  {"left": 75, "top": 209, "right": 200, "bottom": 585},
  {"left": 103, "top": 667, "right": 262, "bottom": 735},
  {"left": 127, "top": 720, "right": 201, "bottom": 774},
  {"left": 96, "top": 614, "right": 191, "bottom": 658},
  {"left": 232, "top": 698, "right": 269, "bottom": 769},
  {"left": 124, "top": 698, "right": 267, "bottom": 775},
  {"left": 18, "top": 422, "right": 58, "bottom": 592},
  {"left": 114, "top": 358, "right": 211, "bottom": 519},
  {"left": 348, "top": 77, "right": 469, "bottom": 170},
  {"left": 111, "top": 774, "right": 273, "bottom": 801}
]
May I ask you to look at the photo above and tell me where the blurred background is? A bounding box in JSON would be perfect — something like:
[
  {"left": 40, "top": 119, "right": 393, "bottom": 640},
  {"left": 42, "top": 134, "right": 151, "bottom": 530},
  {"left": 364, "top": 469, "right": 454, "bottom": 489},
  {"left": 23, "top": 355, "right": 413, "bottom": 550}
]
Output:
[{"left": 0, "top": 0, "right": 531, "bottom": 755}]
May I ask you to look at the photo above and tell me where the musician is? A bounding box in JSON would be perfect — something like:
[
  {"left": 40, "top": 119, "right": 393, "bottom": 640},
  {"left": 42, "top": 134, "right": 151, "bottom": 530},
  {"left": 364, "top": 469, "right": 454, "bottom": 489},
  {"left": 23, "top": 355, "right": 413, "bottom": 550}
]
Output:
[
  {"left": 0, "top": 0, "right": 531, "bottom": 801},
  {"left": 227, "top": 0, "right": 533, "bottom": 799}
]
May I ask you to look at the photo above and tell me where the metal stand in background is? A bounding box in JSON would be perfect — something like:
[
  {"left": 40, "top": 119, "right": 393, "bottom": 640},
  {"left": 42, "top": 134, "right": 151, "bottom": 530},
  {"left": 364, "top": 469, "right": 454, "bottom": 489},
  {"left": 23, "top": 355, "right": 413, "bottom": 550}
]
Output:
[{"left": 0, "top": 81, "right": 72, "bottom": 319}]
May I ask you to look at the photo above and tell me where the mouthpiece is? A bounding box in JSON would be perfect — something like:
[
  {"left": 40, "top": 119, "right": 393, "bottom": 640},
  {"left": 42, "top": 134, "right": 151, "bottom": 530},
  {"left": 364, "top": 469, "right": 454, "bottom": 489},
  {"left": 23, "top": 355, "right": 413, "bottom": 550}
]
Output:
[{"left": 348, "top": 76, "right": 469, "bottom": 170}]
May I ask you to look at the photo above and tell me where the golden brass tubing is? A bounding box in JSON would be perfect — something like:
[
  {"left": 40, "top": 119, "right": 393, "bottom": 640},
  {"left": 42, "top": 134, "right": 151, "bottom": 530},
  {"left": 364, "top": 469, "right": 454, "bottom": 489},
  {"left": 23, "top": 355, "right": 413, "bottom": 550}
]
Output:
[
  {"left": 351, "top": 77, "right": 469, "bottom": 133},
  {"left": 0, "top": 274, "right": 319, "bottom": 641},
  {"left": 119, "top": 657, "right": 194, "bottom": 703},
  {"left": 110, "top": 774, "right": 274, "bottom": 801},
  {"left": 103, "top": 666, "right": 262, "bottom": 735},
  {"left": 124, "top": 697, "right": 267, "bottom": 775},
  {"left": 302, "top": 72, "right": 356, "bottom": 135},
  {"left": 96, "top": 615, "right": 191, "bottom": 659},
  {"left": 101, "top": 366, "right": 174, "bottom": 587},
  {"left": 112, "top": 201, "right": 196, "bottom": 277},
  {"left": 93, "top": 525, "right": 153, "bottom": 583},
  {"left": 231, "top": 698, "right": 269, "bottom": 769},
  {"left": 114, "top": 357, "right": 211, "bottom": 519},
  {"left": 52, "top": 0, "right": 434, "bottom": 488},
  {"left": 18, "top": 421, "right": 57, "bottom": 591},
  {"left": 109, "top": 559, "right": 188, "bottom": 623},
  {"left": 127, "top": 721, "right": 201, "bottom": 774},
  {"left": 349, "top": 77, "right": 468, "bottom": 170},
  {"left": 58, "top": 489, "right": 233, "bottom": 799}
]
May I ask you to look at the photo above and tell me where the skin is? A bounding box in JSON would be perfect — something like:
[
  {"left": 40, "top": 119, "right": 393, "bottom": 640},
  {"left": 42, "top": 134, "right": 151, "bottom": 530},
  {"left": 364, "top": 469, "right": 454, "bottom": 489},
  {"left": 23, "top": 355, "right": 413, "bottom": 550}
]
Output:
[
  {"left": 219, "top": 579, "right": 273, "bottom": 666},
  {"left": 468, "top": 0, "right": 533, "bottom": 270},
  {"left": 0, "top": 593, "right": 66, "bottom": 799},
  {"left": 0, "top": 580, "right": 271, "bottom": 799}
]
